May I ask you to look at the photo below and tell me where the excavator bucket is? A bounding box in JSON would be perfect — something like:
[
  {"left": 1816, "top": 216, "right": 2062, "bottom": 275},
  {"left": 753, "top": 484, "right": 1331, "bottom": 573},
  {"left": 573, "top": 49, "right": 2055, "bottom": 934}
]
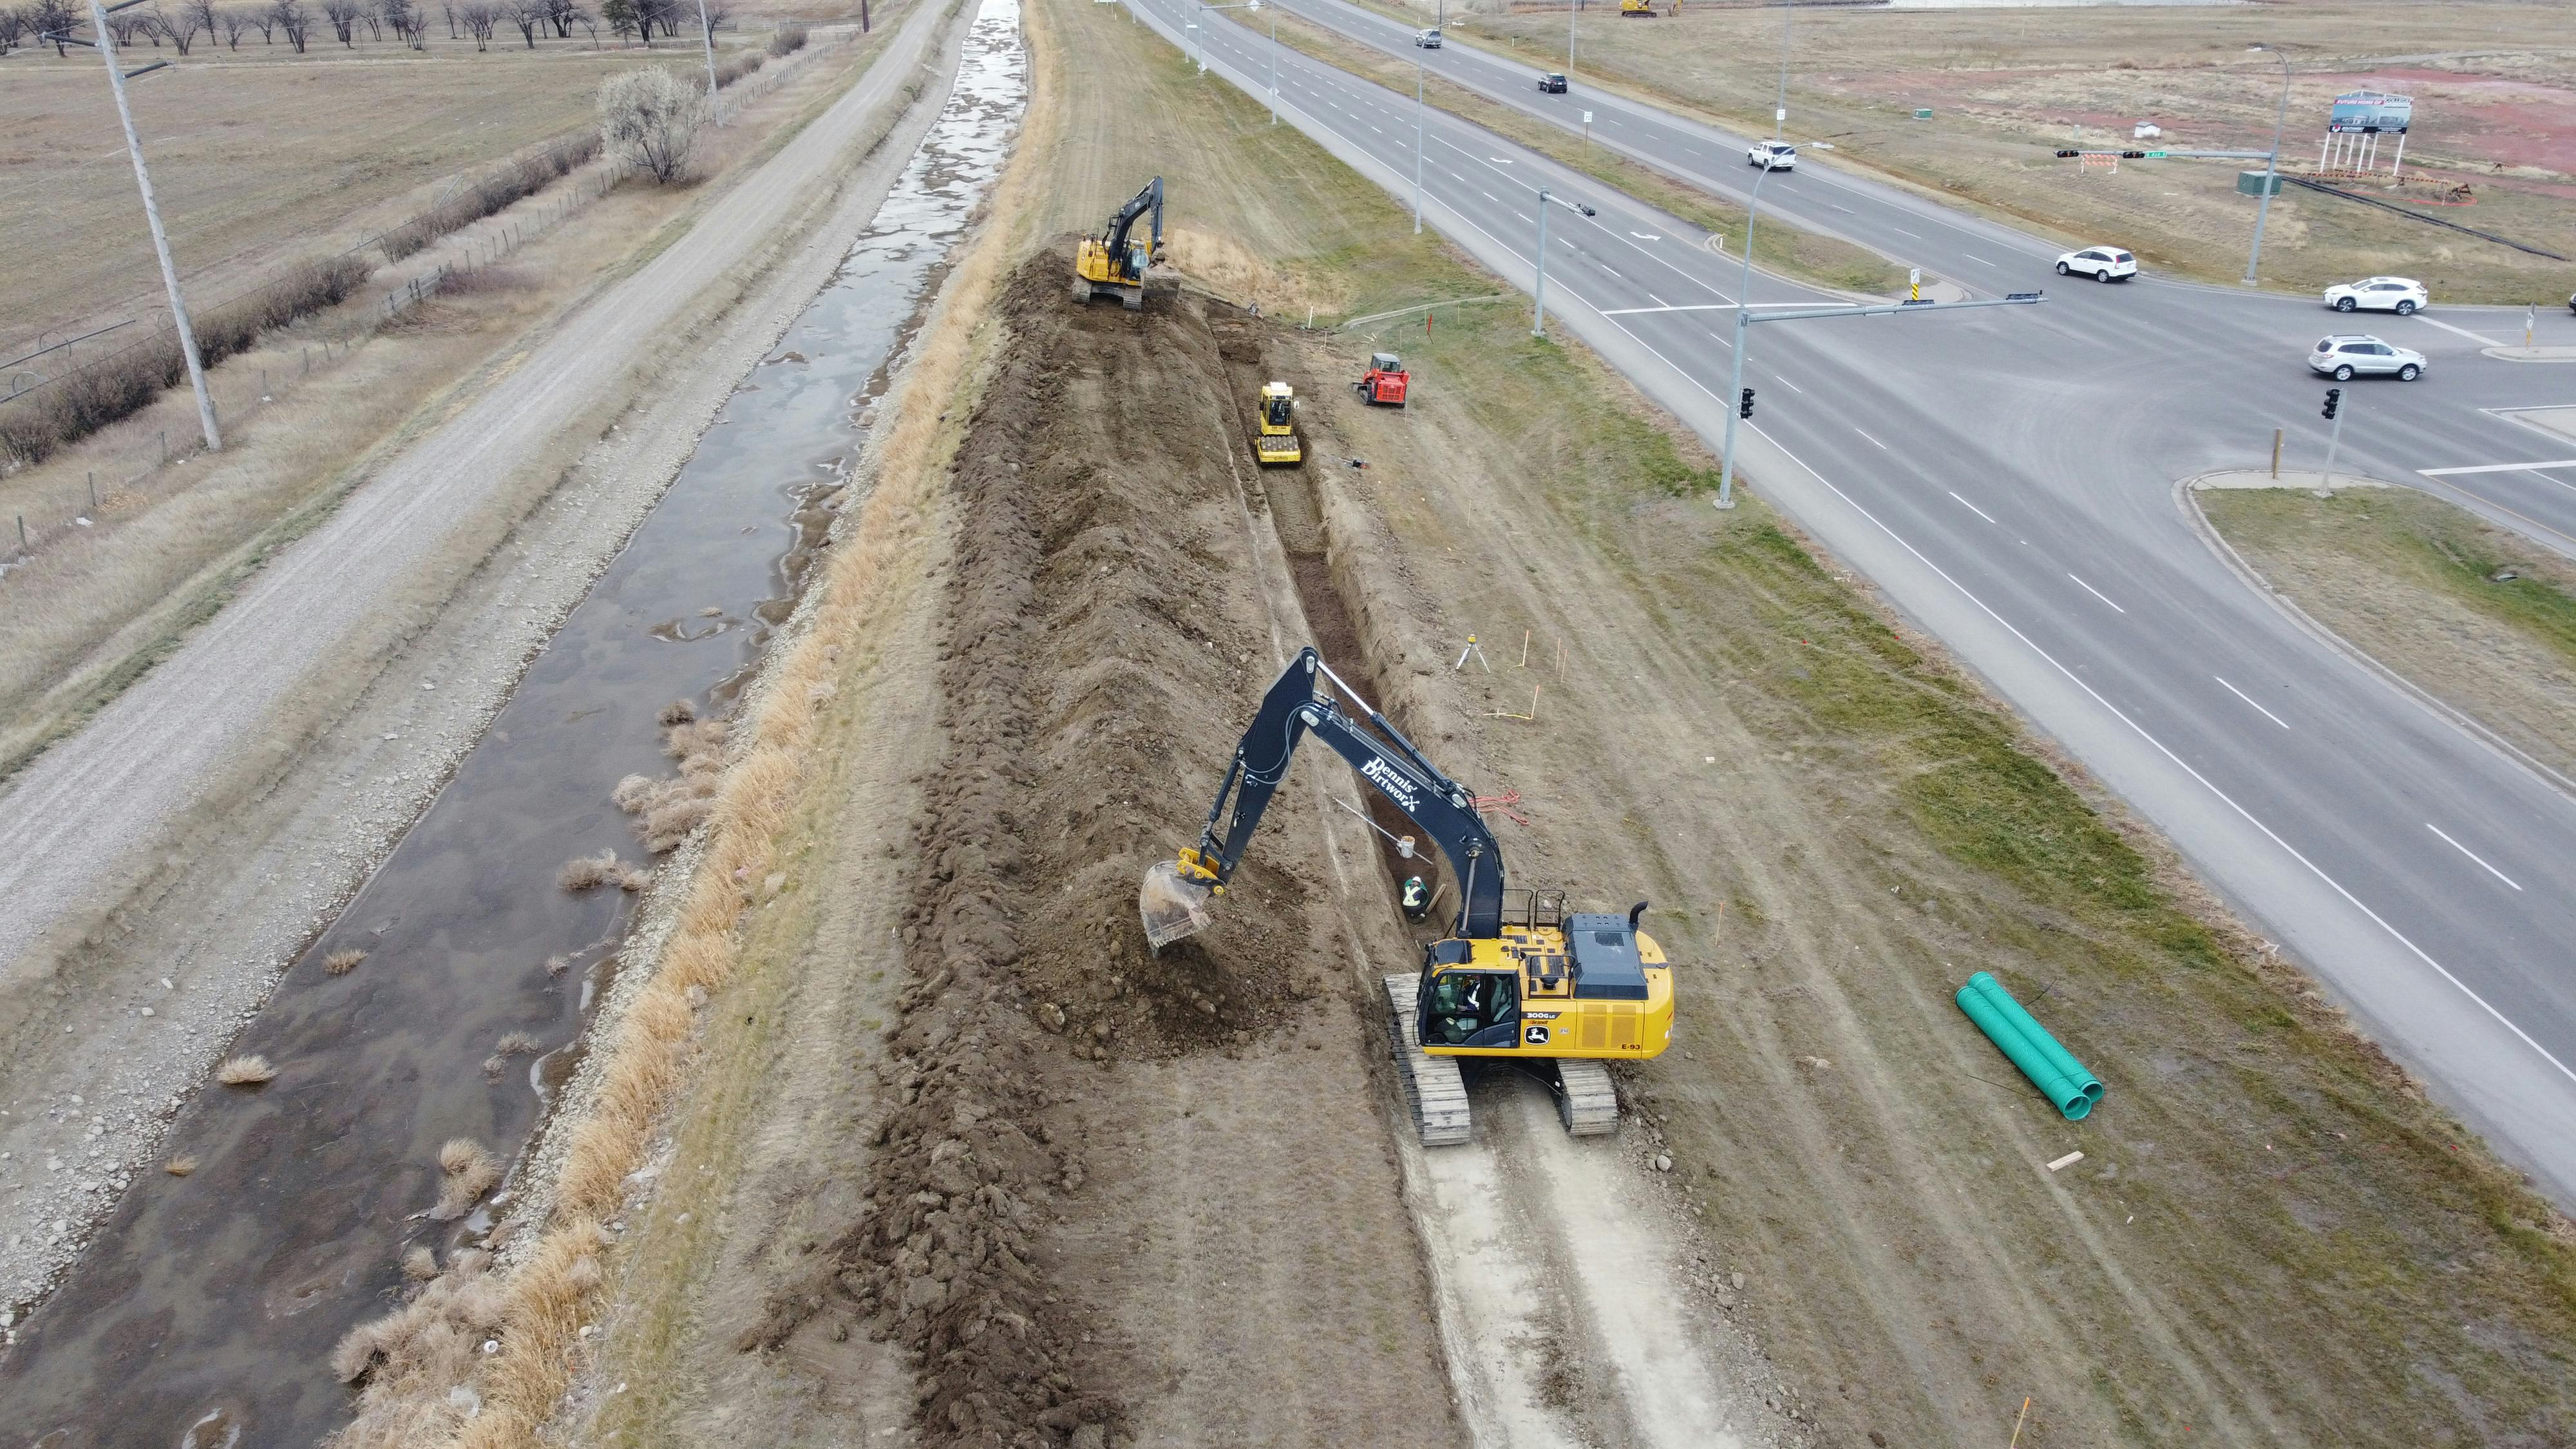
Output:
[{"left": 1138, "top": 860, "right": 1216, "bottom": 950}]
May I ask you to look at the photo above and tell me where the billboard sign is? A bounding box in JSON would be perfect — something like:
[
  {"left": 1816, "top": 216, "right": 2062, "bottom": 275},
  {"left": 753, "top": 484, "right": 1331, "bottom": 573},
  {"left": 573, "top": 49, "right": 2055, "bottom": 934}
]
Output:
[{"left": 2328, "top": 91, "right": 2412, "bottom": 135}]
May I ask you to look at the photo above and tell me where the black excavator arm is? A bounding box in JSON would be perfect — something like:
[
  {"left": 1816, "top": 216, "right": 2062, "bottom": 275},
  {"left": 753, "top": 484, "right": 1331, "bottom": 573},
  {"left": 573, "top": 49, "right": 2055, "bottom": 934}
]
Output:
[
  {"left": 1180, "top": 648, "right": 1506, "bottom": 938},
  {"left": 1099, "top": 176, "right": 1165, "bottom": 281}
]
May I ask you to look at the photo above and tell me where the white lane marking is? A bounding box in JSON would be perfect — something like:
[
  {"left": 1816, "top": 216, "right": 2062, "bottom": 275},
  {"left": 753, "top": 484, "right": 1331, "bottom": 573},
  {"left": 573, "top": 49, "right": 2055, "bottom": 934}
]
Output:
[
  {"left": 1647, "top": 292, "right": 1669, "bottom": 307},
  {"left": 1893, "top": 227, "right": 1923, "bottom": 240},
  {"left": 1964, "top": 253, "right": 1996, "bottom": 266},
  {"left": 1516, "top": 211, "right": 1533, "bottom": 223},
  {"left": 1853, "top": 426, "right": 1889, "bottom": 451},
  {"left": 2420, "top": 459, "right": 2576, "bottom": 477},
  {"left": 1778, "top": 376, "right": 1804, "bottom": 395},
  {"left": 2415, "top": 315, "right": 2503, "bottom": 347},
  {"left": 1830, "top": 202, "right": 1854, "bottom": 213},
  {"left": 1722, "top": 423, "right": 2576, "bottom": 1093},
  {"left": 1601, "top": 265, "right": 1624, "bottom": 279},
  {"left": 1489, "top": 156, "right": 1513, "bottom": 165},
  {"left": 2428, "top": 822, "right": 2523, "bottom": 891},
  {"left": 2068, "top": 573, "right": 2125, "bottom": 613},
  {"left": 1947, "top": 490, "right": 1996, "bottom": 524},
  {"left": 1482, "top": 190, "right": 1501, "bottom": 202},
  {"left": 1631, "top": 232, "right": 1662, "bottom": 241},
  {"left": 1602, "top": 302, "right": 1859, "bottom": 316},
  {"left": 1342, "top": 129, "right": 2571, "bottom": 1086},
  {"left": 2215, "top": 676, "right": 2289, "bottom": 730},
  {"left": 1372, "top": 125, "right": 1384, "bottom": 134}
]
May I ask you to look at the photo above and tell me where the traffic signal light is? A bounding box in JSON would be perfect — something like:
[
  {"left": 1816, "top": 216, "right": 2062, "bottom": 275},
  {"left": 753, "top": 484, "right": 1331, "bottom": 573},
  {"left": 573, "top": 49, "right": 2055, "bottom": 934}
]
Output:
[
  {"left": 2322, "top": 388, "right": 2342, "bottom": 421},
  {"left": 2054, "top": 149, "right": 2081, "bottom": 158},
  {"left": 2120, "top": 150, "right": 2148, "bottom": 160},
  {"left": 1739, "top": 388, "right": 1756, "bottom": 420}
]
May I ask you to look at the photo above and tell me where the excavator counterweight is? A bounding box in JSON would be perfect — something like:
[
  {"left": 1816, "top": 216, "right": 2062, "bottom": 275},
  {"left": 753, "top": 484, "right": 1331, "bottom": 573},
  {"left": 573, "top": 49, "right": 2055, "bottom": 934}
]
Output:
[{"left": 1142, "top": 648, "right": 1673, "bottom": 1144}]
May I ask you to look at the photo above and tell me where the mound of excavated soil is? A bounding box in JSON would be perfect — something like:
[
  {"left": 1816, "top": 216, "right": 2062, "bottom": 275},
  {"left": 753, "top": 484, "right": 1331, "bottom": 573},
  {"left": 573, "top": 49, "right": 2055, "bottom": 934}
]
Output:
[{"left": 744, "top": 248, "right": 1432, "bottom": 1447}]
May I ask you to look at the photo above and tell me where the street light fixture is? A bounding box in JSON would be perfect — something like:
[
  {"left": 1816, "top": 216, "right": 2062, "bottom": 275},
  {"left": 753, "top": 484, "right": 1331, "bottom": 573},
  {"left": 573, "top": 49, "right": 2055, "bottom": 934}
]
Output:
[
  {"left": 2244, "top": 44, "right": 2292, "bottom": 287},
  {"left": 1530, "top": 186, "right": 1598, "bottom": 339}
]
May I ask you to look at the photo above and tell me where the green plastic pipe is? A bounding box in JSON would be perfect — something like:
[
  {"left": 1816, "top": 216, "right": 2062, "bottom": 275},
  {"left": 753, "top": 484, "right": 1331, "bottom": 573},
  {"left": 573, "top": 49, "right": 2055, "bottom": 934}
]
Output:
[{"left": 1956, "top": 971, "right": 2102, "bottom": 1120}]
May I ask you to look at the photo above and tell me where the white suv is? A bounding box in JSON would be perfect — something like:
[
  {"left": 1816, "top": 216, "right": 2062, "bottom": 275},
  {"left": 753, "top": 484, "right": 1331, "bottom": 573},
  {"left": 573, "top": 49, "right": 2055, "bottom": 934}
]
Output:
[
  {"left": 2309, "top": 334, "right": 2426, "bottom": 381},
  {"left": 1747, "top": 142, "right": 1797, "bottom": 171},
  {"left": 2055, "top": 246, "right": 2136, "bottom": 281},
  {"left": 2324, "top": 276, "right": 2427, "bottom": 315}
]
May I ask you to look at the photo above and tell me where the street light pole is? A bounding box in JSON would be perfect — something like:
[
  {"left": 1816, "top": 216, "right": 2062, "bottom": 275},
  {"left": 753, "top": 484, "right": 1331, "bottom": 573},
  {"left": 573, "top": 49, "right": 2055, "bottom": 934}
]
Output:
[
  {"left": 1772, "top": 0, "right": 1791, "bottom": 144},
  {"left": 1414, "top": 59, "right": 1426, "bottom": 232},
  {"left": 2244, "top": 44, "right": 2291, "bottom": 287},
  {"left": 1566, "top": 0, "right": 1577, "bottom": 91},
  {"left": 1530, "top": 187, "right": 1596, "bottom": 339},
  {"left": 84, "top": 0, "right": 219, "bottom": 453},
  {"left": 1269, "top": 6, "right": 1278, "bottom": 123},
  {"left": 1716, "top": 161, "right": 1774, "bottom": 509}
]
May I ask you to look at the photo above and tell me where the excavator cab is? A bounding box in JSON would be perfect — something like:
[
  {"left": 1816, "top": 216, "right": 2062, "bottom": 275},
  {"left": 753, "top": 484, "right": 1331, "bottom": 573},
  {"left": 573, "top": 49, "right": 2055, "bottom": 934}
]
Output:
[{"left": 1075, "top": 176, "right": 1166, "bottom": 311}]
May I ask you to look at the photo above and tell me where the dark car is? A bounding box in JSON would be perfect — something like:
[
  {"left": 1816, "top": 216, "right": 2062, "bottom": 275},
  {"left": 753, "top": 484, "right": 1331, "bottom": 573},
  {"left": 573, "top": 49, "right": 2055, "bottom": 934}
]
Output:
[{"left": 1537, "top": 72, "right": 1568, "bottom": 93}]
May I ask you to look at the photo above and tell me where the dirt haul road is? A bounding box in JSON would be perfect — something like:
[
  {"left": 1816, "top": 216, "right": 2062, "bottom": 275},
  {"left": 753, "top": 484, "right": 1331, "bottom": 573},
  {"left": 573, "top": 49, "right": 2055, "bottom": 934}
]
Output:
[{"left": 0, "top": 0, "right": 959, "bottom": 981}]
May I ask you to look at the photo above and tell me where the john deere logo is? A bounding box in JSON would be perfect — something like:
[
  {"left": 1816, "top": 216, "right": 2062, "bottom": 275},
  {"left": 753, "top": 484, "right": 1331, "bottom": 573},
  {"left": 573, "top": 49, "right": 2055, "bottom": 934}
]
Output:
[{"left": 1525, "top": 1025, "right": 1551, "bottom": 1045}]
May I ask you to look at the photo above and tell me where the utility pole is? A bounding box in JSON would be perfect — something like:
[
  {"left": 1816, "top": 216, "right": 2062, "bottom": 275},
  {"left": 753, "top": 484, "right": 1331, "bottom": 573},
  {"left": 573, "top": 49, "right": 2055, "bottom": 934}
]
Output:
[
  {"left": 1772, "top": 0, "right": 1791, "bottom": 144},
  {"left": 1268, "top": 3, "right": 1278, "bottom": 122},
  {"left": 1566, "top": 0, "right": 1577, "bottom": 91},
  {"left": 694, "top": 0, "right": 720, "bottom": 117},
  {"left": 2243, "top": 44, "right": 2291, "bottom": 286},
  {"left": 68, "top": 0, "right": 220, "bottom": 452}
]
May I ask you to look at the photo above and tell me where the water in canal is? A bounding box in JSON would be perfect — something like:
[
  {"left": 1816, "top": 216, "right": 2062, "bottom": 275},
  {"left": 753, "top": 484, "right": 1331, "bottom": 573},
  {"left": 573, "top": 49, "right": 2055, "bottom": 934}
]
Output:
[{"left": 0, "top": 3, "right": 1025, "bottom": 1439}]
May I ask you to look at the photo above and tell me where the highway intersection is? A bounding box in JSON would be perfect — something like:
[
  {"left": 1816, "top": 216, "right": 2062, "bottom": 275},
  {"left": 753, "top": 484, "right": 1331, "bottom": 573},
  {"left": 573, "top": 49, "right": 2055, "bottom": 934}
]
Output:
[{"left": 1134, "top": 0, "right": 2576, "bottom": 1203}]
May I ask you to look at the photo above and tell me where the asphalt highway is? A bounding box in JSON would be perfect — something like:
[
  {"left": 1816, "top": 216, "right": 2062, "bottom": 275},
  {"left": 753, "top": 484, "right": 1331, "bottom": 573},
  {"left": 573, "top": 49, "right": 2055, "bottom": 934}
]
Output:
[{"left": 1129, "top": 0, "right": 2576, "bottom": 1203}]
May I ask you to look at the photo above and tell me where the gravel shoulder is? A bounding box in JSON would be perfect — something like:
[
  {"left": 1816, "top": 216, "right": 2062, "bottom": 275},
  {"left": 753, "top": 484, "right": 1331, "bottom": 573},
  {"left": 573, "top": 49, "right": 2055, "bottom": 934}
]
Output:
[{"left": 0, "top": 0, "right": 955, "bottom": 1332}]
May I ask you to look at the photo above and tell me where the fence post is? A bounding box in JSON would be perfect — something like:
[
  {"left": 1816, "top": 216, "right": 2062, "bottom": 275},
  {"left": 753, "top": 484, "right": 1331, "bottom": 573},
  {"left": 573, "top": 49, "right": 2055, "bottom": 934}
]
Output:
[
  {"left": 90, "top": 472, "right": 97, "bottom": 511},
  {"left": 15, "top": 516, "right": 24, "bottom": 549},
  {"left": 159, "top": 430, "right": 167, "bottom": 465}
]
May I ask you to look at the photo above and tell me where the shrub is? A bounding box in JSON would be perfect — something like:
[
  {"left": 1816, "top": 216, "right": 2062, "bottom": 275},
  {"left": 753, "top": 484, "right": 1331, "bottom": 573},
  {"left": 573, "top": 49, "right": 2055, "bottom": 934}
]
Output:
[
  {"left": 378, "top": 132, "right": 601, "bottom": 261},
  {"left": 598, "top": 66, "right": 707, "bottom": 183},
  {"left": 712, "top": 48, "right": 762, "bottom": 87},
  {"left": 766, "top": 20, "right": 804, "bottom": 57}
]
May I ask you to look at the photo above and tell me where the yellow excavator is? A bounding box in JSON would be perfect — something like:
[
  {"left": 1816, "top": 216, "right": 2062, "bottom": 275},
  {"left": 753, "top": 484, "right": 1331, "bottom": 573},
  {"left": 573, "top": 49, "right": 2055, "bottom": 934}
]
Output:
[
  {"left": 1074, "top": 176, "right": 1165, "bottom": 311},
  {"left": 1139, "top": 648, "right": 1674, "bottom": 1144},
  {"left": 1619, "top": 0, "right": 1658, "bottom": 15},
  {"left": 1251, "top": 381, "right": 1302, "bottom": 466}
]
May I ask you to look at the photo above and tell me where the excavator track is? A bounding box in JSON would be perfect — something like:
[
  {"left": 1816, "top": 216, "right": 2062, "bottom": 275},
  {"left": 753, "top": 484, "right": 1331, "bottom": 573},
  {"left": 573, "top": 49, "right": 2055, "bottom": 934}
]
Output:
[
  {"left": 1384, "top": 973, "right": 1471, "bottom": 1146},
  {"left": 1553, "top": 1058, "right": 1620, "bottom": 1137}
]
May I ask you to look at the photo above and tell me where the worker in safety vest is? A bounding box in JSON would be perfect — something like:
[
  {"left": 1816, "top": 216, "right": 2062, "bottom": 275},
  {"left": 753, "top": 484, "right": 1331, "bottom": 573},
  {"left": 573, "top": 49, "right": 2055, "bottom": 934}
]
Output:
[{"left": 1400, "top": 875, "right": 1431, "bottom": 922}]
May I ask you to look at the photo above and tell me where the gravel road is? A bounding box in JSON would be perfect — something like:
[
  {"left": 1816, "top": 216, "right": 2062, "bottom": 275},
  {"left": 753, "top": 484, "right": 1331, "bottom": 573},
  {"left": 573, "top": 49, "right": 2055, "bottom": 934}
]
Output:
[{"left": 0, "top": 0, "right": 955, "bottom": 977}]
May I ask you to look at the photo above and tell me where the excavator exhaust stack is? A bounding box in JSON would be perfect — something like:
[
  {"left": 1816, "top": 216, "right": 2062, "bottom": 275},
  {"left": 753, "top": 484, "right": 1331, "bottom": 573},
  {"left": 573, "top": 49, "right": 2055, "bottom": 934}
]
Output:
[{"left": 1139, "top": 859, "right": 1216, "bottom": 950}]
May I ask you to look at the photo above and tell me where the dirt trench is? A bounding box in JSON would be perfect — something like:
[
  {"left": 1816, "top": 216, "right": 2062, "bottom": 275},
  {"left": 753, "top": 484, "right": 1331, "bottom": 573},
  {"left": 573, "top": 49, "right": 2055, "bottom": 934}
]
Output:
[{"left": 741, "top": 250, "right": 1461, "bottom": 1448}]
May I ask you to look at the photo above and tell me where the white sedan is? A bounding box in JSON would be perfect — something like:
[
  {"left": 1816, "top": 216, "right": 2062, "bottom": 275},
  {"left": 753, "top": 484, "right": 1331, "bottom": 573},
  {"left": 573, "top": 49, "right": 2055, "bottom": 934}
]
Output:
[
  {"left": 2324, "top": 276, "right": 2427, "bottom": 315},
  {"left": 2055, "top": 246, "right": 2136, "bottom": 281},
  {"left": 1747, "top": 142, "right": 1797, "bottom": 171}
]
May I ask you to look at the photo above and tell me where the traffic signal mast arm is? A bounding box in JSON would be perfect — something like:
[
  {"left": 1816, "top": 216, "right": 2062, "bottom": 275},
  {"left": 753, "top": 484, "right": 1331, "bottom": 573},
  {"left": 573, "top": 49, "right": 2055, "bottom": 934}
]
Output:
[
  {"left": 1743, "top": 294, "right": 2048, "bottom": 327},
  {"left": 2052, "top": 148, "right": 2277, "bottom": 161},
  {"left": 1182, "top": 649, "right": 1508, "bottom": 938}
]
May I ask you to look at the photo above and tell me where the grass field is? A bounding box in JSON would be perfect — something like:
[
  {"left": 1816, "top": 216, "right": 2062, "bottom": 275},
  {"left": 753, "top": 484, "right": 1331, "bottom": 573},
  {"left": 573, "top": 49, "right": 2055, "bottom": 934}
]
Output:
[
  {"left": 0, "top": 12, "right": 862, "bottom": 347},
  {"left": 1356, "top": 0, "right": 2576, "bottom": 301},
  {"left": 2203, "top": 484, "right": 2576, "bottom": 781}
]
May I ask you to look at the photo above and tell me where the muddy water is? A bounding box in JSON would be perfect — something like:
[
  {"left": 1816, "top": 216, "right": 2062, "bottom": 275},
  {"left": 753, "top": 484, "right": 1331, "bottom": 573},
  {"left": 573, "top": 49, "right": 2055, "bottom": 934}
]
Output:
[{"left": 0, "top": 5, "right": 1025, "bottom": 1441}]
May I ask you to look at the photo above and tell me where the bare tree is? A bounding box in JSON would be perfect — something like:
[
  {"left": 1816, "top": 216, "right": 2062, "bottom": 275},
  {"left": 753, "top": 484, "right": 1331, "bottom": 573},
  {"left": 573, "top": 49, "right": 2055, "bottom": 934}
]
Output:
[
  {"left": 381, "top": 0, "right": 420, "bottom": 46},
  {"left": 457, "top": 0, "right": 494, "bottom": 49},
  {"left": 31, "top": 0, "right": 77, "bottom": 55},
  {"left": 320, "top": 0, "right": 354, "bottom": 43},
  {"left": 218, "top": 4, "right": 251, "bottom": 45},
  {"left": 693, "top": 0, "right": 721, "bottom": 44},
  {"left": 599, "top": 0, "right": 631, "bottom": 44},
  {"left": 103, "top": 7, "right": 145, "bottom": 43},
  {"left": 506, "top": 0, "right": 538, "bottom": 46},
  {"left": 0, "top": 8, "right": 26, "bottom": 54},
  {"left": 184, "top": 0, "right": 216, "bottom": 43},
  {"left": 440, "top": 0, "right": 455, "bottom": 36},
  {"left": 361, "top": 0, "right": 383, "bottom": 40},
  {"left": 598, "top": 66, "right": 704, "bottom": 183},
  {"left": 274, "top": 0, "right": 309, "bottom": 49},
  {"left": 542, "top": 0, "right": 579, "bottom": 38},
  {"left": 151, "top": 0, "right": 206, "bottom": 50}
]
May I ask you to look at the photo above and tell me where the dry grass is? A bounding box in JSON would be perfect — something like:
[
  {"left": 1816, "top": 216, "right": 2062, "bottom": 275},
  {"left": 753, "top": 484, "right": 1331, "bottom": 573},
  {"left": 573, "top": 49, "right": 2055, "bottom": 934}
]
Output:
[
  {"left": 214, "top": 1054, "right": 277, "bottom": 1085},
  {"left": 611, "top": 714, "right": 734, "bottom": 851},
  {"left": 544, "top": 954, "right": 572, "bottom": 978},
  {"left": 431, "top": 1137, "right": 502, "bottom": 1221},
  {"left": 495, "top": 1032, "right": 543, "bottom": 1056},
  {"left": 0, "top": 45, "right": 669, "bottom": 342},
  {"left": 556, "top": 849, "right": 625, "bottom": 891},
  {"left": 164, "top": 1155, "right": 198, "bottom": 1177},
  {"left": 324, "top": 948, "right": 369, "bottom": 976},
  {"left": 656, "top": 697, "right": 698, "bottom": 726},
  {"left": 404, "top": 1245, "right": 442, "bottom": 1282}
]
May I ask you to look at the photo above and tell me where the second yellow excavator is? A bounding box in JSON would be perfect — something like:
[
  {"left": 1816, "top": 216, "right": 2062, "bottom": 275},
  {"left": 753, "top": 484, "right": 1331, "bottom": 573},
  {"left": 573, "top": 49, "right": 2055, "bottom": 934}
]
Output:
[{"left": 1074, "top": 176, "right": 1165, "bottom": 312}]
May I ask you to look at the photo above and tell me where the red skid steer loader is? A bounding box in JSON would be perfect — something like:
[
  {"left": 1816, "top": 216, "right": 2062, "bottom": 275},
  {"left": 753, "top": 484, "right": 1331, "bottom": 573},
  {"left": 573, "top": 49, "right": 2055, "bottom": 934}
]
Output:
[{"left": 1355, "top": 352, "right": 1410, "bottom": 408}]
